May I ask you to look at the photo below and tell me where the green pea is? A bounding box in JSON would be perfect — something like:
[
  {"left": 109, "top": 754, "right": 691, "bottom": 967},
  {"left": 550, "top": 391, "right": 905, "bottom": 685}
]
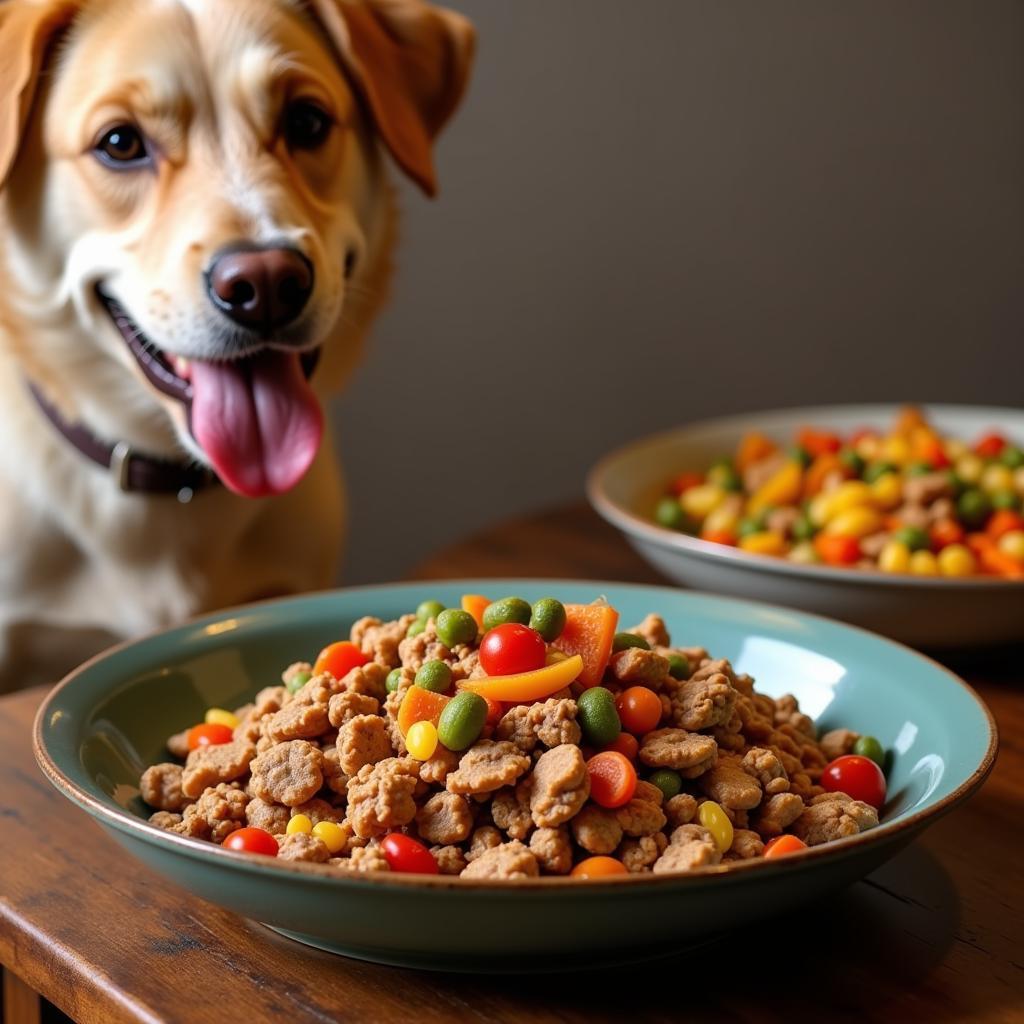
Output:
[
  {"left": 482, "top": 597, "right": 533, "bottom": 632},
  {"left": 957, "top": 488, "right": 992, "bottom": 529},
  {"left": 612, "top": 632, "right": 650, "bottom": 652},
  {"left": 666, "top": 653, "right": 690, "bottom": 680},
  {"left": 905, "top": 461, "right": 933, "bottom": 477},
  {"left": 415, "top": 659, "right": 453, "bottom": 693},
  {"left": 893, "top": 525, "right": 930, "bottom": 552},
  {"left": 416, "top": 599, "right": 445, "bottom": 623},
  {"left": 1000, "top": 446, "right": 1024, "bottom": 470},
  {"left": 708, "top": 463, "right": 743, "bottom": 491},
  {"left": 406, "top": 620, "right": 427, "bottom": 639},
  {"left": 864, "top": 461, "right": 897, "bottom": 484},
  {"left": 437, "top": 692, "right": 488, "bottom": 751},
  {"left": 529, "top": 598, "right": 566, "bottom": 642},
  {"left": 788, "top": 445, "right": 812, "bottom": 468},
  {"left": 991, "top": 489, "right": 1020, "bottom": 511},
  {"left": 654, "top": 496, "right": 687, "bottom": 530},
  {"left": 737, "top": 517, "right": 764, "bottom": 539},
  {"left": 435, "top": 608, "right": 477, "bottom": 648},
  {"left": 853, "top": 735, "right": 886, "bottom": 770},
  {"left": 791, "top": 514, "right": 816, "bottom": 542},
  {"left": 576, "top": 687, "right": 621, "bottom": 747},
  {"left": 385, "top": 668, "right": 403, "bottom": 693},
  {"left": 648, "top": 768, "right": 683, "bottom": 800},
  {"left": 286, "top": 669, "right": 311, "bottom": 694},
  {"left": 837, "top": 448, "right": 865, "bottom": 475}
]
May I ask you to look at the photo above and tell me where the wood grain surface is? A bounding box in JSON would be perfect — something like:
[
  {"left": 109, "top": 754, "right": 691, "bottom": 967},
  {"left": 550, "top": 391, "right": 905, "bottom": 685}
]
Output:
[{"left": 1, "top": 503, "right": 1021, "bottom": 1024}]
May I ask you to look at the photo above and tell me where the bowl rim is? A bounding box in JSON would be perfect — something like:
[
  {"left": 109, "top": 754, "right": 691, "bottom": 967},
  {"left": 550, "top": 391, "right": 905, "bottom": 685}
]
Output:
[
  {"left": 586, "top": 402, "right": 1024, "bottom": 590},
  {"left": 33, "top": 578, "right": 999, "bottom": 892}
]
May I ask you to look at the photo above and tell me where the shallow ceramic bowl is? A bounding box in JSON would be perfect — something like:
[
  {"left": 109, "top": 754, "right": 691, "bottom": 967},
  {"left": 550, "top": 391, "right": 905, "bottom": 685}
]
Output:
[
  {"left": 35, "top": 580, "right": 995, "bottom": 971},
  {"left": 588, "top": 404, "right": 1024, "bottom": 648}
]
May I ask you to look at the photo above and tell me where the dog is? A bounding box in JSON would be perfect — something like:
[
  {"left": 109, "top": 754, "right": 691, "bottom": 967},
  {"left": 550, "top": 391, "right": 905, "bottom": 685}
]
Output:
[{"left": 0, "top": 0, "right": 474, "bottom": 690}]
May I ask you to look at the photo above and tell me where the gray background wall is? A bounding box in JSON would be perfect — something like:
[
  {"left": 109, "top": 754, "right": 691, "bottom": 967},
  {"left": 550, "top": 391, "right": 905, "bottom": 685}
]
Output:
[{"left": 332, "top": 0, "right": 1024, "bottom": 585}]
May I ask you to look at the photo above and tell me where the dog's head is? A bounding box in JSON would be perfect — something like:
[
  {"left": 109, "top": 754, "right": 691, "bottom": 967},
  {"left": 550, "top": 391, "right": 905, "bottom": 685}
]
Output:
[{"left": 0, "top": 0, "right": 473, "bottom": 496}]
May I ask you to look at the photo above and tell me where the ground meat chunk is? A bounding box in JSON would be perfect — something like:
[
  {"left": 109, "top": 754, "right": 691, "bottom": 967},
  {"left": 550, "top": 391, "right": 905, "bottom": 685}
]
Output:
[
  {"left": 629, "top": 614, "right": 670, "bottom": 648},
  {"left": 616, "top": 798, "right": 667, "bottom": 837},
  {"left": 397, "top": 623, "right": 452, "bottom": 673},
  {"left": 249, "top": 740, "right": 323, "bottom": 807},
  {"left": 148, "top": 811, "right": 182, "bottom": 829},
  {"left": 336, "top": 662, "right": 389, "bottom": 702},
  {"left": 419, "top": 745, "right": 460, "bottom": 785},
  {"left": 337, "top": 714, "right": 393, "bottom": 776},
  {"left": 416, "top": 791, "right": 474, "bottom": 845},
  {"left": 175, "top": 783, "right": 249, "bottom": 842},
  {"left": 728, "top": 829, "right": 765, "bottom": 859},
  {"left": 446, "top": 740, "right": 531, "bottom": 796},
  {"left": 756, "top": 792, "right": 808, "bottom": 838},
  {"left": 529, "top": 745, "right": 590, "bottom": 828},
  {"left": 181, "top": 740, "right": 256, "bottom": 799},
  {"left": 639, "top": 729, "right": 718, "bottom": 777},
  {"left": 670, "top": 673, "right": 737, "bottom": 731},
  {"left": 432, "top": 845, "right": 468, "bottom": 875},
  {"left": 290, "top": 672, "right": 345, "bottom": 707},
  {"left": 461, "top": 841, "right": 539, "bottom": 879},
  {"left": 320, "top": 745, "right": 349, "bottom": 797},
  {"left": 631, "top": 780, "right": 665, "bottom": 806},
  {"left": 699, "top": 754, "right": 763, "bottom": 811},
  {"left": 496, "top": 699, "right": 581, "bottom": 754},
  {"left": 166, "top": 729, "right": 190, "bottom": 760},
  {"left": 820, "top": 728, "right": 859, "bottom": 761},
  {"left": 610, "top": 647, "right": 671, "bottom": 688},
  {"left": 350, "top": 614, "right": 417, "bottom": 669},
  {"left": 652, "top": 824, "right": 722, "bottom": 873},
  {"left": 791, "top": 792, "right": 879, "bottom": 846},
  {"left": 252, "top": 686, "right": 288, "bottom": 718},
  {"left": 741, "top": 747, "right": 790, "bottom": 795},
  {"left": 291, "top": 798, "right": 344, "bottom": 826},
  {"left": 620, "top": 833, "right": 668, "bottom": 873},
  {"left": 265, "top": 700, "right": 330, "bottom": 743},
  {"left": 281, "top": 661, "right": 311, "bottom": 686},
  {"left": 348, "top": 843, "right": 391, "bottom": 872},
  {"left": 529, "top": 827, "right": 573, "bottom": 874},
  {"left": 664, "top": 793, "right": 698, "bottom": 827},
  {"left": 327, "top": 691, "right": 380, "bottom": 728},
  {"left": 571, "top": 805, "right": 623, "bottom": 854},
  {"left": 245, "top": 797, "right": 291, "bottom": 834},
  {"left": 345, "top": 757, "right": 419, "bottom": 838},
  {"left": 466, "top": 826, "right": 502, "bottom": 861},
  {"left": 140, "top": 763, "right": 189, "bottom": 812},
  {"left": 491, "top": 783, "right": 535, "bottom": 840},
  {"left": 276, "top": 832, "right": 331, "bottom": 862}
]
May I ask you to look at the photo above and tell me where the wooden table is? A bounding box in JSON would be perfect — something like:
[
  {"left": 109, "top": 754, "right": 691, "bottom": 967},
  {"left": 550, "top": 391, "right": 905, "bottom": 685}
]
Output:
[{"left": 2, "top": 502, "right": 1022, "bottom": 1024}]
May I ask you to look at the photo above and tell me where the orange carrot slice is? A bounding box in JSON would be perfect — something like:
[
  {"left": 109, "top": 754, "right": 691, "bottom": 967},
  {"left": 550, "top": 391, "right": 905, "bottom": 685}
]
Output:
[{"left": 551, "top": 602, "right": 619, "bottom": 689}]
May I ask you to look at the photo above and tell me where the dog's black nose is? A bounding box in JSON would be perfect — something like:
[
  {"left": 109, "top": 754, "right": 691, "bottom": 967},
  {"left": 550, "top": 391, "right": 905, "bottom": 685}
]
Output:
[{"left": 207, "top": 246, "right": 313, "bottom": 331}]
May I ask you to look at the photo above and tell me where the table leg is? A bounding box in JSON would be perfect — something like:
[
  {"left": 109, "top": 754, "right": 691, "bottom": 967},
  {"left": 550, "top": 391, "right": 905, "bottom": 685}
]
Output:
[{"left": 2, "top": 968, "right": 41, "bottom": 1024}]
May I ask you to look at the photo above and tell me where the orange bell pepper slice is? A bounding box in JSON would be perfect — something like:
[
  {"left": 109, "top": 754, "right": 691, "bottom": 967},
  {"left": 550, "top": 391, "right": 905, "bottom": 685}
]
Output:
[
  {"left": 986, "top": 510, "right": 1024, "bottom": 541},
  {"left": 967, "top": 534, "right": 1024, "bottom": 579},
  {"left": 313, "top": 640, "right": 369, "bottom": 679},
  {"left": 459, "top": 654, "right": 584, "bottom": 702},
  {"left": 460, "top": 594, "right": 491, "bottom": 629},
  {"left": 552, "top": 602, "right": 619, "bottom": 688},
  {"left": 397, "top": 687, "right": 450, "bottom": 737},
  {"left": 736, "top": 432, "right": 778, "bottom": 473}
]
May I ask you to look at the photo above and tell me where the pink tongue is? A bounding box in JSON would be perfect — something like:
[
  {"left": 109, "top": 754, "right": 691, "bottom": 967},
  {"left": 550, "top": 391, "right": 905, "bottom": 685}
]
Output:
[{"left": 189, "top": 350, "right": 324, "bottom": 497}]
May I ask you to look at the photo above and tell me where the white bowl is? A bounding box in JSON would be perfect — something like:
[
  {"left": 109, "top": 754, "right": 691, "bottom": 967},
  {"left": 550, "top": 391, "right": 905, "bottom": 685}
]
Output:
[{"left": 587, "top": 404, "right": 1024, "bottom": 648}]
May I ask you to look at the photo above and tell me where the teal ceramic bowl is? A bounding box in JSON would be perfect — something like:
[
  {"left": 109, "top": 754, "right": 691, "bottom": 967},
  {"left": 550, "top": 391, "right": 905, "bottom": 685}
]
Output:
[{"left": 34, "top": 581, "right": 996, "bottom": 972}]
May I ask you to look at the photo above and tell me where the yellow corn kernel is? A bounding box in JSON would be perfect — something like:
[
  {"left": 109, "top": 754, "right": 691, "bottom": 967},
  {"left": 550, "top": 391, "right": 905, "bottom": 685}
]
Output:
[
  {"left": 998, "top": 530, "right": 1024, "bottom": 562},
  {"left": 943, "top": 438, "right": 969, "bottom": 462},
  {"left": 1014, "top": 467, "right": 1024, "bottom": 497},
  {"left": 204, "top": 708, "right": 239, "bottom": 729},
  {"left": 955, "top": 454, "right": 984, "bottom": 485},
  {"left": 747, "top": 460, "right": 803, "bottom": 516},
  {"left": 817, "top": 480, "right": 875, "bottom": 523},
  {"left": 878, "top": 540, "right": 911, "bottom": 573},
  {"left": 405, "top": 719, "right": 439, "bottom": 761},
  {"left": 680, "top": 483, "right": 727, "bottom": 520},
  {"left": 880, "top": 434, "right": 912, "bottom": 465},
  {"left": 788, "top": 541, "right": 819, "bottom": 564},
  {"left": 286, "top": 813, "right": 313, "bottom": 835},
  {"left": 698, "top": 800, "right": 734, "bottom": 854},
  {"left": 738, "top": 530, "right": 786, "bottom": 556},
  {"left": 981, "top": 463, "right": 1015, "bottom": 495},
  {"left": 824, "top": 507, "right": 882, "bottom": 539},
  {"left": 311, "top": 820, "right": 347, "bottom": 854},
  {"left": 909, "top": 549, "right": 939, "bottom": 575},
  {"left": 855, "top": 434, "right": 882, "bottom": 461},
  {"left": 937, "top": 543, "right": 977, "bottom": 577},
  {"left": 870, "top": 472, "right": 903, "bottom": 510}
]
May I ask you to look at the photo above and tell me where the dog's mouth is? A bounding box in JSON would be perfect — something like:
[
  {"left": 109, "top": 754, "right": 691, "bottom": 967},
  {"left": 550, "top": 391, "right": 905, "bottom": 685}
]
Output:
[{"left": 98, "top": 289, "right": 324, "bottom": 498}]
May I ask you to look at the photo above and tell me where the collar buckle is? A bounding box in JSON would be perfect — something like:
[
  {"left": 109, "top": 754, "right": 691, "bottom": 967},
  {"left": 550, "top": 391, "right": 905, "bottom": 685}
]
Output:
[{"left": 109, "top": 441, "right": 133, "bottom": 491}]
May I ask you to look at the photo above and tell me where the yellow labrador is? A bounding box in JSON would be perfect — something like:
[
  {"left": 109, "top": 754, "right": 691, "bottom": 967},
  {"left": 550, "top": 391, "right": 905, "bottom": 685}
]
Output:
[{"left": 0, "top": 0, "right": 473, "bottom": 689}]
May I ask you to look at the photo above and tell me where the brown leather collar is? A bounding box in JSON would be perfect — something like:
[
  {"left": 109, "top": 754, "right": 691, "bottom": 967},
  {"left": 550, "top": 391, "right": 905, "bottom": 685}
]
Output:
[{"left": 29, "top": 382, "right": 217, "bottom": 502}]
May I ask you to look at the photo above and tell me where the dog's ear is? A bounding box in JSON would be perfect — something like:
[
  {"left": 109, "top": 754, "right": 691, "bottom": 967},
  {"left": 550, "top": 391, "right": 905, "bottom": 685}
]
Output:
[
  {"left": 0, "top": 0, "right": 82, "bottom": 189},
  {"left": 308, "top": 0, "right": 475, "bottom": 197}
]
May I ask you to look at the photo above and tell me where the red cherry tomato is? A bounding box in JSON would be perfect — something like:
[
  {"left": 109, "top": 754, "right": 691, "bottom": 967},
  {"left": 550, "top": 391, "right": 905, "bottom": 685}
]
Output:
[
  {"left": 669, "top": 471, "right": 704, "bottom": 496},
  {"left": 600, "top": 732, "right": 639, "bottom": 761},
  {"left": 479, "top": 623, "right": 547, "bottom": 676},
  {"left": 975, "top": 432, "right": 1007, "bottom": 458},
  {"left": 615, "top": 686, "right": 663, "bottom": 735},
  {"left": 223, "top": 827, "right": 279, "bottom": 856},
  {"left": 820, "top": 754, "right": 887, "bottom": 809},
  {"left": 186, "top": 722, "right": 234, "bottom": 751},
  {"left": 313, "top": 640, "right": 369, "bottom": 679},
  {"left": 381, "top": 833, "right": 439, "bottom": 874}
]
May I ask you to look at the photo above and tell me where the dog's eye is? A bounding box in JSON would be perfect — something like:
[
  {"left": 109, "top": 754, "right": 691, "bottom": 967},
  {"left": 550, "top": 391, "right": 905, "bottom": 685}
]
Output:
[
  {"left": 94, "top": 125, "right": 150, "bottom": 168},
  {"left": 284, "top": 100, "right": 332, "bottom": 150}
]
